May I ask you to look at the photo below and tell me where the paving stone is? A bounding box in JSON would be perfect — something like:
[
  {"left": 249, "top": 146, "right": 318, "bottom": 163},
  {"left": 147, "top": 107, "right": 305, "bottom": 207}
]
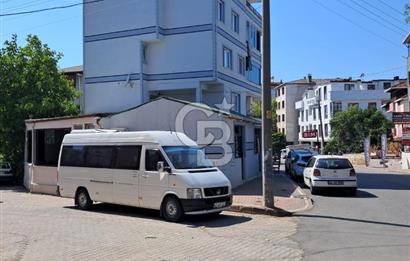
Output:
[{"left": 0, "top": 189, "right": 303, "bottom": 261}]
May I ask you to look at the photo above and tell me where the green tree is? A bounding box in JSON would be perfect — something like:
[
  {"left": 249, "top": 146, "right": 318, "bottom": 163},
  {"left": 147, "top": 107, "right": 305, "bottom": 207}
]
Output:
[
  {"left": 250, "top": 99, "right": 277, "bottom": 131},
  {"left": 272, "top": 132, "right": 286, "bottom": 155},
  {"left": 325, "top": 106, "right": 393, "bottom": 153},
  {"left": 0, "top": 35, "right": 79, "bottom": 176}
]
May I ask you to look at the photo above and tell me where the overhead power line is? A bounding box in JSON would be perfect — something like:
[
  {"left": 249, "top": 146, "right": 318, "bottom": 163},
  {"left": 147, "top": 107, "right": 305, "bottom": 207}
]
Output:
[
  {"left": 1, "top": 0, "right": 131, "bottom": 38},
  {"left": 1, "top": 0, "right": 55, "bottom": 13},
  {"left": 0, "top": 0, "right": 103, "bottom": 17},
  {"left": 375, "top": 0, "right": 404, "bottom": 16},
  {"left": 349, "top": 0, "right": 408, "bottom": 33},
  {"left": 358, "top": 0, "right": 408, "bottom": 26},
  {"left": 364, "top": 65, "right": 406, "bottom": 77},
  {"left": 310, "top": 0, "right": 402, "bottom": 48},
  {"left": 336, "top": 0, "right": 405, "bottom": 36}
]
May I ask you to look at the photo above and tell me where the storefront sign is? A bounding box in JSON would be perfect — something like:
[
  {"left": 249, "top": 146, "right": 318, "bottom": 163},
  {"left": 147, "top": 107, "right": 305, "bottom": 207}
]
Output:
[
  {"left": 303, "top": 130, "right": 317, "bottom": 138},
  {"left": 392, "top": 112, "right": 410, "bottom": 124}
]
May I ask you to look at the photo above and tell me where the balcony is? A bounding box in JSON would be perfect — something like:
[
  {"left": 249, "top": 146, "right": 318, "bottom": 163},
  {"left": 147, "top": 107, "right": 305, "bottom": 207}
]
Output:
[{"left": 295, "top": 98, "right": 316, "bottom": 110}]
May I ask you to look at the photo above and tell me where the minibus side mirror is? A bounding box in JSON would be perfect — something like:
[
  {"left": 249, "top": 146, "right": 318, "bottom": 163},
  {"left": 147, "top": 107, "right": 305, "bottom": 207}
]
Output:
[
  {"left": 157, "top": 161, "right": 165, "bottom": 172},
  {"left": 157, "top": 161, "right": 172, "bottom": 174},
  {"left": 164, "top": 166, "right": 172, "bottom": 174}
]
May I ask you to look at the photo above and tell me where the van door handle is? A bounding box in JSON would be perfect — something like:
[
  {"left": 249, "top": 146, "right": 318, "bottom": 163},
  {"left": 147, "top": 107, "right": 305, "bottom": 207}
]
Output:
[
  {"left": 132, "top": 174, "right": 138, "bottom": 178},
  {"left": 141, "top": 174, "right": 149, "bottom": 178}
]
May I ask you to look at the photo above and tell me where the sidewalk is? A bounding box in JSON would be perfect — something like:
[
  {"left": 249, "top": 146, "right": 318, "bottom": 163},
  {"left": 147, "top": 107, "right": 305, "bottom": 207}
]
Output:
[{"left": 229, "top": 170, "right": 312, "bottom": 216}]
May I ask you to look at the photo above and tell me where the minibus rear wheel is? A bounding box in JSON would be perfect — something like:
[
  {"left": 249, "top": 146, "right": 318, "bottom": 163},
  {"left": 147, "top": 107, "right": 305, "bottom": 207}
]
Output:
[
  {"left": 162, "top": 195, "right": 183, "bottom": 222},
  {"left": 75, "top": 188, "right": 92, "bottom": 210}
]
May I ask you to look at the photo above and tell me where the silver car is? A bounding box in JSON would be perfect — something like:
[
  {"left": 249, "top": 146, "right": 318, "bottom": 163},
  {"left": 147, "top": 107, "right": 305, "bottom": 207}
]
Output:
[{"left": 285, "top": 150, "right": 315, "bottom": 180}]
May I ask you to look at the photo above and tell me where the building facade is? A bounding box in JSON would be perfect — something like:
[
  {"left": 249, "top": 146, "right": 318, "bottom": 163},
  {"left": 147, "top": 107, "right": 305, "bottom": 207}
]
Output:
[
  {"left": 83, "top": 0, "right": 262, "bottom": 116},
  {"left": 404, "top": 33, "right": 410, "bottom": 108},
  {"left": 296, "top": 78, "right": 397, "bottom": 145},
  {"left": 383, "top": 80, "right": 409, "bottom": 142},
  {"left": 274, "top": 75, "right": 322, "bottom": 144},
  {"left": 61, "top": 65, "right": 85, "bottom": 113},
  {"left": 23, "top": 0, "right": 264, "bottom": 194}
]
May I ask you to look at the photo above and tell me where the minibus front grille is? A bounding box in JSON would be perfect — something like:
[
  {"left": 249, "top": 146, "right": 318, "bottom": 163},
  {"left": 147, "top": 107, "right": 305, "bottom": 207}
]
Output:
[{"left": 204, "top": 186, "right": 229, "bottom": 197}]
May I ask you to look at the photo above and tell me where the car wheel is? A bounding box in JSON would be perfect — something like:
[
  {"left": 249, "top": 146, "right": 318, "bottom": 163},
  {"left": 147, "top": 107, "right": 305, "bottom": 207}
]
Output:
[
  {"left": 162, "top": 196, "right": 184, "bottom": 222},
  {"left": 75, "top": 188, "right": 92, "bottom": 210}
]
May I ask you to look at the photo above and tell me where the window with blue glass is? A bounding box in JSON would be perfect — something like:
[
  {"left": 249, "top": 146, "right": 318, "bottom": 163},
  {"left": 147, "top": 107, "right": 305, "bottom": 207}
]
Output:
[{"left": 246, "top": 63, "right": 261, "bottom": 85}]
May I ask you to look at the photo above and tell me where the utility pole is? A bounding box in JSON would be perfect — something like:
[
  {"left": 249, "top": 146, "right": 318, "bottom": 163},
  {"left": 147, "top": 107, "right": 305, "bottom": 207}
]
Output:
[
  {"left": 262, "top": 0, "right": 274, "bottom": 208},
  {"left": 316, "top": 97, "right": 325, "bottom": 153}
]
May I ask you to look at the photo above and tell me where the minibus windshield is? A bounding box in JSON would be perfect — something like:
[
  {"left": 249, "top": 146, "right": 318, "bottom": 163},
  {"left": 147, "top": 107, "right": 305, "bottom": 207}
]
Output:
[{"left": 163, "top": 146, "right": 214, "bottom": 169}]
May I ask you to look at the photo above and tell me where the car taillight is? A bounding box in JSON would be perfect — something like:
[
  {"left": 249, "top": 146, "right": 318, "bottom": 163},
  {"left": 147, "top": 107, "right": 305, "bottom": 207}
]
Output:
[
  {"left": 350, "top": 169, "right": 356, "bottom": 176},
  {"left": 313, "top": 169, "right": 321, "bottom": 176}
]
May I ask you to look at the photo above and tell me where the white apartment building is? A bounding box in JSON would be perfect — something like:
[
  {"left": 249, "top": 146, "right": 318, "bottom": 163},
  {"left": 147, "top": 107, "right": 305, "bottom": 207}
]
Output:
[
  {"left": 296, "top": 78, "right": 398, "bottom": 145},
  {"left": 83, "top": 0, "right": 262, "bottom": 115},
  {"left": 274, "top": 75, "right": 326, "bottom": 144}
]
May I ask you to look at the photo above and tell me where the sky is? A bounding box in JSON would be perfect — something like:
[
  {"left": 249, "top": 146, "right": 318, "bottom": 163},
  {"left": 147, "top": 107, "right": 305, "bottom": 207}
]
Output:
[{"left": 0, "top": 0, "right": 409, "bottom": 82}]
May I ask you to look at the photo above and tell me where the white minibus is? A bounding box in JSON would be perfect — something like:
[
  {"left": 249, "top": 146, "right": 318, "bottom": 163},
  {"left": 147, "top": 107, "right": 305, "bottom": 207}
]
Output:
[{"left": 58, "top": 130, "right": 232, "bottom": 222}]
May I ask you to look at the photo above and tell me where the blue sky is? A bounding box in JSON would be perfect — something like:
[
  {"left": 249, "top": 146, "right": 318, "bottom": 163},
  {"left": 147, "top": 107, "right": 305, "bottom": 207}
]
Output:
[{"left": 1, "top": 0, "right": 409, "bottom": 82}]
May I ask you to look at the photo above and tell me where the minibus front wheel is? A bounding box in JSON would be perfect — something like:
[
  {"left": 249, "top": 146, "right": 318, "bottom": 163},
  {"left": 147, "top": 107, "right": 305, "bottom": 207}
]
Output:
[
  {"left": 162, "top": 195, "right": 184, "bottom": 222},
  {"left": 75, "top": 187, "right": 93, "bottom": 210}
]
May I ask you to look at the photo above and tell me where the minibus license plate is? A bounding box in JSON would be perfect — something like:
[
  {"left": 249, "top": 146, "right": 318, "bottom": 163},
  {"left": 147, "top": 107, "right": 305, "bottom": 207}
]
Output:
[
  {"left": 214, "top": 202, "right": 226, "bottom": 208},
  {"left": 328, "top": 181, "right": 344, "bottom": 185}
]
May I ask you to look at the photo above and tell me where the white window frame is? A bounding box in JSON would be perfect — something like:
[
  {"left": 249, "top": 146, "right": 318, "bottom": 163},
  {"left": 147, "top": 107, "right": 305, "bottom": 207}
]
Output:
[
  {"left": 223, "top": 46, "right": 232, "bottom": 69},
  {"left": 231, "top": 92, "right": 240, "bottom": 112},
  {"left": 238, "top": 55, "right": 245, "bottom": 76},
  {"left": 231, "top": 10, "right": 239, "bottom": 33},
  {"left": 218, "top": 0, "right": 225, "bottom": 22}
]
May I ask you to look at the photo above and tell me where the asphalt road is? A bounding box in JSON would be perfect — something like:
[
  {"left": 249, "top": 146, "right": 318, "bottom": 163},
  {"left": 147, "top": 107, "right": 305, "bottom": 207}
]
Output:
[{"left": 292, "top": 168, "right": 410, "bottom": 261}]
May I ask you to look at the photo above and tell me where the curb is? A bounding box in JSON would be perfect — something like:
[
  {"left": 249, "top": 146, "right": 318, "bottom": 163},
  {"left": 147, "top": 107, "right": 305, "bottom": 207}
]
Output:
[
  {"left": 228, "top": 204, "right": 292, "bottom": 217},
  {"left": 289, "top": 180, "right": 314, "bottom": 213},
  {"left": 228, "top": 174, "right": 314, "bottom": 217}
]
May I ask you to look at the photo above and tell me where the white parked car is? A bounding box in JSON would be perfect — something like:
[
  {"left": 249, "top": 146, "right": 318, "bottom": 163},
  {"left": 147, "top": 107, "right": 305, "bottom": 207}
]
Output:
[
  {"left": 0, "top": 162, "right": 13, "bottom": 182},
  {"left": 58, "top": 130, "right": 232, "bottom": 222},
  {"left": 303, "top": 156, "right": 357, "bottom": 195}
]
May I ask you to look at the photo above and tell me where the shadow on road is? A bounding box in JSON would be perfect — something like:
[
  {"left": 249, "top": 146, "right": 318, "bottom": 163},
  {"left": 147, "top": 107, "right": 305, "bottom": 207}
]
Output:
[
  {"left": 316, "top": 189, "right": 378, "bottom": 198},
  {"left": 293, "top": 213, "right": 410, "bottom": 229},
  {"left": 0, "top": 185, "right": 27, "bottom": 193},
  {"left": 64, "top": 203, "right": 252, "bottom": 227},
  {"left": 357, "top": 173, "right": 410, "bottom": 190},
  {"left": 184, "top": 214, "right": 252, "bottom": 228}
]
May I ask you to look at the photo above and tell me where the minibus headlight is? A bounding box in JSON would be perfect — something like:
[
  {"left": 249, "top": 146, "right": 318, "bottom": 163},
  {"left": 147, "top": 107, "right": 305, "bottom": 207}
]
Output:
[{"left": 187, "top": 188, "right": 202, "bottom": 199}]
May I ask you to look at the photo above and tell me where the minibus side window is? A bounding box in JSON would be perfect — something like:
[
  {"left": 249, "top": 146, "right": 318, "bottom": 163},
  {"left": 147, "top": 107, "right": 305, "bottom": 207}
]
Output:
[
  {"left": 114, "top": 146, "right": 142, "bottom": 170},
  {"left": 61, "top": 146, "right": 86, "bottom": 167},
  {"left": 145, "top": 149, "right": 167, "bottom": 171},
  {"left": 85, "top": 146, "right": 113, "bottom": 169}
]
